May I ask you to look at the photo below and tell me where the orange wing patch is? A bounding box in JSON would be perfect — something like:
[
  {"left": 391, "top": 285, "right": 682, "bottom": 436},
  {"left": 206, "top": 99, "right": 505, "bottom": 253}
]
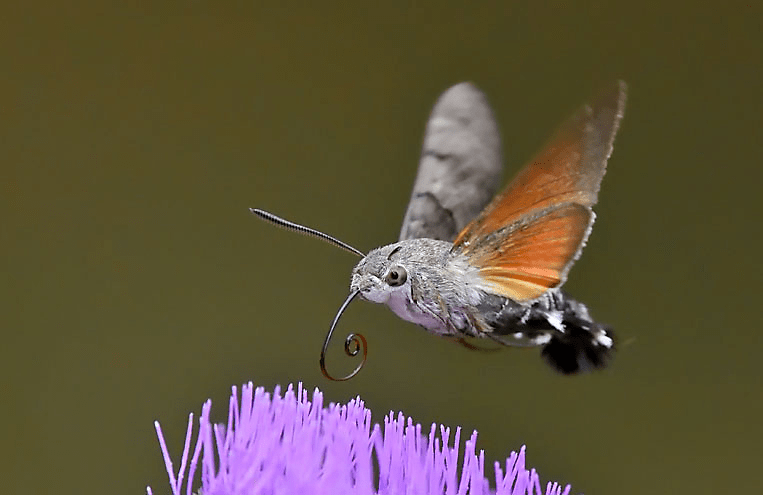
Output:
[
  {"left": 452, "top": 82, "right": 625, "bottom": 302},
  {"left": 454, "top": 81, "right": 624, "bottom": 248},
  {"left": 465, "top": 203, "right": 593, "bottom": 301}
]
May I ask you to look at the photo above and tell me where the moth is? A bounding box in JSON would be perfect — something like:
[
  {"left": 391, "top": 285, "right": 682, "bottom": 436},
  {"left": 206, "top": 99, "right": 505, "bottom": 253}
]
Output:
[{"left": 253, "top": 81, "right": 626, "bottom": 380}]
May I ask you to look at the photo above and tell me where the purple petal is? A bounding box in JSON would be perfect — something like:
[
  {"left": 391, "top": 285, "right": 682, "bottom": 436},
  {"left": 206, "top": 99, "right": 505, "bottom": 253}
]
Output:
[{"left": 148, "top": 382, "right": 572, "bottom": 495}]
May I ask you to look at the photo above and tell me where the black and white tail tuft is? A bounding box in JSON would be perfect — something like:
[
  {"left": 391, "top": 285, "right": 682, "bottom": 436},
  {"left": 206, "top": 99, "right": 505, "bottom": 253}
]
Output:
[{"left": 541, "top": 317, "right": 615, "bottom": 374}]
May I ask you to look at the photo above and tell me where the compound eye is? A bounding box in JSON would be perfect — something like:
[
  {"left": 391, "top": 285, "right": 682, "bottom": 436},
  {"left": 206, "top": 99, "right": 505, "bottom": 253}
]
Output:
[{"left": 384, "top": 265, "right": 407, "bottom": 287}]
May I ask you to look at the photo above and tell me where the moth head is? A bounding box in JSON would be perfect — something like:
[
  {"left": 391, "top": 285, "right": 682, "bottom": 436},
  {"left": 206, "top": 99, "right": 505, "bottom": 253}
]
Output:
[{"left": 351, "top": 244, "right": 410, "bottom": 304}]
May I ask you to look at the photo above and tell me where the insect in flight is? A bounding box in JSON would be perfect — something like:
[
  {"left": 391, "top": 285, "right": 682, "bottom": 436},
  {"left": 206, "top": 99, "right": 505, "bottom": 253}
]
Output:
[{"left": 253, "top": 81, "right": 626, "bottom": 380}]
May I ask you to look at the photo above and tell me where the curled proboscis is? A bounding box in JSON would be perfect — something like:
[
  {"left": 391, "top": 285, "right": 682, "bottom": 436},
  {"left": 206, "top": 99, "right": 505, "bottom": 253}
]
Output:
[{"left": 320, "top": 290, "right": 367, "bottom": 381}]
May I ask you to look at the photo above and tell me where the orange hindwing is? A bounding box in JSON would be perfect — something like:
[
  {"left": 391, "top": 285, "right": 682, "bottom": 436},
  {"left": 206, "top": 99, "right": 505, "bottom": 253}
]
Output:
[{"left": 453, "top": 82, "right": 626, "bottom": 302}]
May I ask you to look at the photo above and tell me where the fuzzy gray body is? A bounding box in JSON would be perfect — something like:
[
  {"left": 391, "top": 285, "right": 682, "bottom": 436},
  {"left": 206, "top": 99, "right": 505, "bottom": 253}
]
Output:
[{"left": 351, "top": 238, "right": 614, "bottom": 374}]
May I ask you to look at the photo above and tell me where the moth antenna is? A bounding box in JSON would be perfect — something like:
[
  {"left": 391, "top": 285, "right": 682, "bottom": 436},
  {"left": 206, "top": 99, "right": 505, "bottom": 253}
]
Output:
[
  {"left": 250, "top": 208, "right": 365, "bottom": 258},
  {"left": 320, "top": 290, "right": 367, "bottom": 381}
]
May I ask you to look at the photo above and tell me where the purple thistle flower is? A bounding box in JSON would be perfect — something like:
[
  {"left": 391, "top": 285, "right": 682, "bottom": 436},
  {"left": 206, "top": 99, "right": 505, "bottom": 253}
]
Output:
[{"left": 148, "top": 382, "right": 572, "bottom": 495}]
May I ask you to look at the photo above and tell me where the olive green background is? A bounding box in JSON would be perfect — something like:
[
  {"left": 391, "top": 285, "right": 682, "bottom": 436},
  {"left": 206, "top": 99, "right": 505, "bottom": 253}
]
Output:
[{"left": 3, "top": 2, "right": 761, "bottom": 494}]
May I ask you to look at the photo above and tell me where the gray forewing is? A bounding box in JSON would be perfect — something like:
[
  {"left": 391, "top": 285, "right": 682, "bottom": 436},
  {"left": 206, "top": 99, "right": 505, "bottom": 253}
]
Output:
[
  {"left": 399, "top": 82, "right": 503, "bottom": 242},
  {"left": 578, "top": 80, "right": 627, "bottom": 204}
]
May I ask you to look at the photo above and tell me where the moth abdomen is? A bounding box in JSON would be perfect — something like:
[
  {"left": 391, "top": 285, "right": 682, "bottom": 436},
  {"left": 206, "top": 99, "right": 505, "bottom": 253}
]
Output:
[{"left": 477, "top": 290, "right": 615, "bottom": 374}]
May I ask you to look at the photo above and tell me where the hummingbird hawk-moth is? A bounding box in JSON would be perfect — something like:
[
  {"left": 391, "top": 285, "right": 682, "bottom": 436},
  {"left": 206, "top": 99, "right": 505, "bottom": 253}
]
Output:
[{"left": 253, "top": 81, "right": 626, "bottom": 380}]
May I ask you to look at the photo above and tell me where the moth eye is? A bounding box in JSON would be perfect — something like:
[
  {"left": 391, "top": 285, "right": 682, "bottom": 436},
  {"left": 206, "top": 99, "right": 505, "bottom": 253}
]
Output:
[{"left": 385, "top": 265, "right": 407, "bottom": 287}]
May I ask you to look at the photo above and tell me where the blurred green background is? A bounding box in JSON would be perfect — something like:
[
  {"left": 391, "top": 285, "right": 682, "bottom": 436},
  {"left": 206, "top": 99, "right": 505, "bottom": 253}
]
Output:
[{"left": 2, "top": 2, "right": 761, "bottom": 494}]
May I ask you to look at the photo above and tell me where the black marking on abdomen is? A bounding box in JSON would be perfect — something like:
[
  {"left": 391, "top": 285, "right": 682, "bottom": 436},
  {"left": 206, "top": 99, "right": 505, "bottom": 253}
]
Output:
[{"left": 477, "top": 290, "right": 615, "bottom": 374}]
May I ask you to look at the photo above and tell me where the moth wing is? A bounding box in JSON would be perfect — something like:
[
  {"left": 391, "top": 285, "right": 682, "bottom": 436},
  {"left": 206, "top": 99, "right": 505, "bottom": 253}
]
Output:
[
  {"left": 466, "top": 203, "right": 594, "bottom": 301},
  {"left": 454, "top": 81, "right": 626, "bottom": 302},
  {"left": 399, "top": 82, "right": 503, "bottom": 242}
]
